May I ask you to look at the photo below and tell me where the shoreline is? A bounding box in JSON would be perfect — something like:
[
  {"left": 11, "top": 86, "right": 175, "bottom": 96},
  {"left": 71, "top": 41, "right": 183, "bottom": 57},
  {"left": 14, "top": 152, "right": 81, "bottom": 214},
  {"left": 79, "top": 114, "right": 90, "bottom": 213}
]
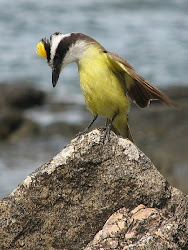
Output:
[{"left": 0, "top": 82, "right": 187, "bottom": 197}]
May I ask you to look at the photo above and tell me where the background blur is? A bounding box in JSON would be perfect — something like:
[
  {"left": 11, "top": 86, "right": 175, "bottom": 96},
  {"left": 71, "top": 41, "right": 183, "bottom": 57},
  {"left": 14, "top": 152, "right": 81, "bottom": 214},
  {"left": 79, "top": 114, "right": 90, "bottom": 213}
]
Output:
[{"left": 0, "top": 0, "right": 188, "bottom": 198}]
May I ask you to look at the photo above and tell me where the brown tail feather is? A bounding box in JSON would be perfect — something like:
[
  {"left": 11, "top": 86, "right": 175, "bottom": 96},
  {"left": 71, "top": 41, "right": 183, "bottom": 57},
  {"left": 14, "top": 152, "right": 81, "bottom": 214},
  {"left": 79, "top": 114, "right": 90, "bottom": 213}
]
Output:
[
  {"left": 107, "top": 51, "right": 177, "bottom": 108},
  {"left": 128, "top": 71, "right": 177, "bottom": 108}
]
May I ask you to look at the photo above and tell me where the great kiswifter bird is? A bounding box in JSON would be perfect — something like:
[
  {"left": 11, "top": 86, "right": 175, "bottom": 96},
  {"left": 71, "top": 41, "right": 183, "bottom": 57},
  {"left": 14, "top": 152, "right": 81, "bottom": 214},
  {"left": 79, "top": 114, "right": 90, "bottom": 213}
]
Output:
[{"left": 36, "top": 32, "right": 176, "bottom": 141}]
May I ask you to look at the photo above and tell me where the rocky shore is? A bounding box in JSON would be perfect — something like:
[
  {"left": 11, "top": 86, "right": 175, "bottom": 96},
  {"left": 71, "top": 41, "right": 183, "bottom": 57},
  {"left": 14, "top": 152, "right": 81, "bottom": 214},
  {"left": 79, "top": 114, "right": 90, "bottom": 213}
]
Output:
[
  {"left": 0, "top": 130, "right": 187, "bottom": 249},
  {"left": 0, "top": 82, "right": 188, "bottom": 194}
]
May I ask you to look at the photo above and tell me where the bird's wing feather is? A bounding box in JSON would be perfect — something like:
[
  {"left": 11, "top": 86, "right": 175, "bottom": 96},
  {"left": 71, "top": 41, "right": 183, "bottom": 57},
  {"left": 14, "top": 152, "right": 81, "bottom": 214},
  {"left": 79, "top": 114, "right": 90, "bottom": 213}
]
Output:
[{"left": 106, "top": 52, "right": 177, "bottom": 108}]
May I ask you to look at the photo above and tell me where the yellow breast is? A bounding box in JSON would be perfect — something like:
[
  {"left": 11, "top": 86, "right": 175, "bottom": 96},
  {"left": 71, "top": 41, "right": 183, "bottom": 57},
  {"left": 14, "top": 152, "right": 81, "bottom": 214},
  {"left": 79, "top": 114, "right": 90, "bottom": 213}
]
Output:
[{"left": 77, "top": 45, "right": 130, "bottom": 119}]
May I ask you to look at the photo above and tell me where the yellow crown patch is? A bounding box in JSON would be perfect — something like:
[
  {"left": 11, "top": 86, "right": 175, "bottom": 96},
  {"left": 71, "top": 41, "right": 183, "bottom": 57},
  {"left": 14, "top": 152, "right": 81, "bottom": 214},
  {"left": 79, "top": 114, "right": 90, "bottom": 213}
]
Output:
[{"left": 36, "top": 41, "right": 47, "bottom": 58}]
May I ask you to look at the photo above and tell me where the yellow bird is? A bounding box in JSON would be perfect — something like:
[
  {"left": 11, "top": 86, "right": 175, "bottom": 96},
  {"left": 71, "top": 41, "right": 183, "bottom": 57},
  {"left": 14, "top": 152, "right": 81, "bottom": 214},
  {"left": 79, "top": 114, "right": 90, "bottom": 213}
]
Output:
[{"left": 36, "top": 32, "right": 176, "bottom": 141}]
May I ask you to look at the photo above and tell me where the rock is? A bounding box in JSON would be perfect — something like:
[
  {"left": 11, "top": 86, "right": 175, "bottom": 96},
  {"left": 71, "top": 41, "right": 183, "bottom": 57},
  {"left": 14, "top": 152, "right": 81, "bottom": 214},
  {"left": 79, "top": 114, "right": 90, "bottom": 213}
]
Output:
[
  {"left": 0, "top": 82, "right": 45, "bottom": 110},
  {"left": 0, "top": 110, "right": 40, "bottom": 141},
  {"left": 0, "top": 83, "right": 45, "bottom": 141},
  {"left": 8, "top": 119, "right": 41, "bottom": 142},
  {"left": 164, "top": 86, "right": 188, "bottom": 101},
  {"left": 129, "top": 91, "right": 188, "bottom": 193},
  {"left": 85, "top": 194, "right": 188, "bottom": 249},
  {"left": 0, "top": 129, "right": 187, "bottom": 249},
  {"left": 0, "top": 111, "right": 24, "bottom": 140}
]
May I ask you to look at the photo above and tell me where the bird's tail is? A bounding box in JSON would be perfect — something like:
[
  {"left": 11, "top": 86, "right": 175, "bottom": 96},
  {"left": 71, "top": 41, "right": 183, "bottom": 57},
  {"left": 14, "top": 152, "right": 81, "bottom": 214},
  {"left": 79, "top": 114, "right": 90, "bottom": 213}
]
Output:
[{"left": 127, "top": 69, "right": 177, "bottom": 108}]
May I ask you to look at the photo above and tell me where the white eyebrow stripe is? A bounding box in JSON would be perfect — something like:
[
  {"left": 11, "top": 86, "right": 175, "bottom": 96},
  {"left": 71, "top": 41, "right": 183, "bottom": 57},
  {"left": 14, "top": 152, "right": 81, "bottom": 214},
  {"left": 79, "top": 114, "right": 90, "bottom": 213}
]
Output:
[{"left": 50, "top": 33, "right": 71, "bottom": 64}]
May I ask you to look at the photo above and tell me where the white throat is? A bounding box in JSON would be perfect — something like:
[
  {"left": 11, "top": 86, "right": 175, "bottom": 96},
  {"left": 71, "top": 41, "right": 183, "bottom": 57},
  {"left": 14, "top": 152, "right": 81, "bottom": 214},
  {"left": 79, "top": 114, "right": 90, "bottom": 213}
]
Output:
[{"left": 63, "top": 39, "right": 90, "bottom": 66}]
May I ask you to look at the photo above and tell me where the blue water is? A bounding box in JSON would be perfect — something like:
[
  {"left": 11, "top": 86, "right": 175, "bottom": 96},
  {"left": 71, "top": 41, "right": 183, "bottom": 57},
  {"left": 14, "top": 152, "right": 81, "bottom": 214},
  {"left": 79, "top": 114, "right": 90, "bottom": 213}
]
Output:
[
  {"left": 0, "top": 0, "right": 188, "bottom": 99},
  {"left": 0, "top": 0, "right": 188, "bottom": 199}
]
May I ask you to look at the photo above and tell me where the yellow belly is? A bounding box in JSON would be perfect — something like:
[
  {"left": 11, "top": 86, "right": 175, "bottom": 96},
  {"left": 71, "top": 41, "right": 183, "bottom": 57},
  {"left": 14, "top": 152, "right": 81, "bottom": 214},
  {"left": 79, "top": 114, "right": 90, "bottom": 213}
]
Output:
[
  {"left": 77, "top": 47, "right": 130, "bottom": 137},
  {"left": 78, "top": 55, "right": 129, "bottom": 118}
]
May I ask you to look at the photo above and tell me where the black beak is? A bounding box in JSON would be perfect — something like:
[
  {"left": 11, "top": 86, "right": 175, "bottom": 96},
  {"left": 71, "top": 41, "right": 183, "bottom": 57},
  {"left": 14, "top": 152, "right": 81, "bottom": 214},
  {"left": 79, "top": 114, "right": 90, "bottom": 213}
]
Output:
[{"left": 52, "top": 68, "right": 61, "bottom": 87}]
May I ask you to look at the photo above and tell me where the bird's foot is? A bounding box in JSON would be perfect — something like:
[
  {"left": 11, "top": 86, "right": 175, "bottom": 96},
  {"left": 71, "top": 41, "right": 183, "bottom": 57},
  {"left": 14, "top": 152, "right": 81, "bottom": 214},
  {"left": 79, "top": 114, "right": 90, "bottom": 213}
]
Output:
[
  {"left": 101, "top": 126, "right": 111, "bottom": 144},
  {"left": 101, "top": 112, "right": 118, "bottom": 144}
]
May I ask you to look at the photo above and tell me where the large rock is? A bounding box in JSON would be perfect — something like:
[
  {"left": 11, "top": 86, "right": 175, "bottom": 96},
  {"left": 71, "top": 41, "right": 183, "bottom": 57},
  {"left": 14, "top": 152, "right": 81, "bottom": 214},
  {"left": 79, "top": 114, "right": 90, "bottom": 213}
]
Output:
[
  {"left": 0, "top": 111, "right": 24, "bottom": 140},
  {"left": 0, "top": 129, "right": 187, "bottom": 249},
  {"left": 0, "top": 83, "right": 45, "bottom": 110},
  {"left": 85, "top": 197, "right": 187, "bottom": 249},
  {"left": 0, "top": 83, "right": 45, "bottom": 141}
]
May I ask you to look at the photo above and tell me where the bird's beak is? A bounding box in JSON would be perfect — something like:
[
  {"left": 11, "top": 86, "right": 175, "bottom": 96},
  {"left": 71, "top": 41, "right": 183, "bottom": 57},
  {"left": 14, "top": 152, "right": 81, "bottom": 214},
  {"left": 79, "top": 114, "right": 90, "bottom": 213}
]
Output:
[{"left": 52, "top": 68, "right": 61, "bottom": 87}]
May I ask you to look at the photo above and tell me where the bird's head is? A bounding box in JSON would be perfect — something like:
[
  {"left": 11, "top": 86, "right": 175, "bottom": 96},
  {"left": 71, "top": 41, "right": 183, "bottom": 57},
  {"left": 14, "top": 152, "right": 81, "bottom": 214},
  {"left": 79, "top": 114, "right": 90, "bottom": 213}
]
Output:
[{"left": 36, "top": 32, "right": 94, "bottom": 87}]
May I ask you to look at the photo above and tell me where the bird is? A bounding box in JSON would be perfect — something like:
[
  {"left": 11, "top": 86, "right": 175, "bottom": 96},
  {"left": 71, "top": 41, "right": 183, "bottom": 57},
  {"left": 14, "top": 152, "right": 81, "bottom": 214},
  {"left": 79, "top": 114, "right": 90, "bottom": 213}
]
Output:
[{"left": 36, "top": 32, "right": 176, "bottom": 142}]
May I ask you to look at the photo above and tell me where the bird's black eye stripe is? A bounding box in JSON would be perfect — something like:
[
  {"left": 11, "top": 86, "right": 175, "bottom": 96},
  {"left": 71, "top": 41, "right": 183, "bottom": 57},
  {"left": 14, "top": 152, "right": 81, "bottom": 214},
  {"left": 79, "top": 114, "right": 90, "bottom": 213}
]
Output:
[
  {"left": 42, "top": 38, "right": 51, "bottom": 62},
  {"left": 53, "top": 37, "right": 70, "bottom": 68},
  {"left": 54, "top": 33, "right": 78, "bottom": 65}
]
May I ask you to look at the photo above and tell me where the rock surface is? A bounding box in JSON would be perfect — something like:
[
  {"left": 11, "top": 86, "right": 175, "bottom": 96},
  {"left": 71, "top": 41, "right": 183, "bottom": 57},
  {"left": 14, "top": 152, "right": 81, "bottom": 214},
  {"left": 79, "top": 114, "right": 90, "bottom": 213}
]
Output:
[
  {"left": 85, "top": 198, "right": 187, "bottom": 249},
  {"left": 0, "top": 129, "right": 187, "bottom": 249},
  {"left": 0, "top": 83, "right": 45, "bottom": 110},
  {"left": 0, "top": 83, "right": 45, "bottom": 140}
]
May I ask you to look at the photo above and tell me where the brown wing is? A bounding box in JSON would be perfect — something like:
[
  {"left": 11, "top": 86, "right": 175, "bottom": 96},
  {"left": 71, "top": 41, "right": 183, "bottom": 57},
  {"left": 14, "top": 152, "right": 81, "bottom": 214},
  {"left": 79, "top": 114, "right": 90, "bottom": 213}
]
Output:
[{"left": 107, "top": 52, "right": 177, "bottom": 108}]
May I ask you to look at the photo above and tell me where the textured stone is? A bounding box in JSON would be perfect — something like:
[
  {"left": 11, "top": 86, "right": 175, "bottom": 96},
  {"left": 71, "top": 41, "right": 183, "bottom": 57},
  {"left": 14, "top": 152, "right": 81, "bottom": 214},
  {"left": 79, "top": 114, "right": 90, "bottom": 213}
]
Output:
[
  {"left": 86, "top": 191, "right": 188, "bottom": 249},
  {"left": 0, "top": 129, "right": 187, "bottom": 249}
]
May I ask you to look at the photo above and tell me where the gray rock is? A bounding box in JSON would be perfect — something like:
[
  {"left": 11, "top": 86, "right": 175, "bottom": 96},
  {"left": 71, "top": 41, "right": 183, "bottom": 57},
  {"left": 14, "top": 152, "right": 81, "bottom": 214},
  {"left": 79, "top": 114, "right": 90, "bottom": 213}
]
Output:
[
  {"left": 0, "top": 129, "right": 187, "bottom": 249},
  {"left": 0, "top": 110, "right": 40, "bottom": 141},
  {"left": 0, "top": 111, "right": 24, "bottom": 140},
  {"left": 85, "top": 195, "right": 188, "bottom": 249},
  {"left": 0, "top": 82, "right": 45, "bottom": 110},
  {"left": 0, "top": 83, "right": 45, "bottom": 141}
]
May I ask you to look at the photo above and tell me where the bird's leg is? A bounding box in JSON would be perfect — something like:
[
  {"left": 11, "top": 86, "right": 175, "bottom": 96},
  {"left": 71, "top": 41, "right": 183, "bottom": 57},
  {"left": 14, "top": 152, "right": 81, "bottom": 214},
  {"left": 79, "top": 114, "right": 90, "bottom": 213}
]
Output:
[
  {"left": 103, "top": 112, "right": 118, "bottom": 143},
  {"left": 84, "top": 115, "right": 98, "bottom": 133},
  {"left": 77, "top": 115, "right": 98, "bottom": 137}
]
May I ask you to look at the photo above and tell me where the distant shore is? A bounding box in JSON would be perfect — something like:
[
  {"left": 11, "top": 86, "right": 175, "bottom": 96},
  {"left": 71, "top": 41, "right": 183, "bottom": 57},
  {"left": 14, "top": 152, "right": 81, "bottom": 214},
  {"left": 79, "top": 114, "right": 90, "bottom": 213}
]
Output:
[{"left": 0, "top": 82, "right": 188, "bottom": 195}]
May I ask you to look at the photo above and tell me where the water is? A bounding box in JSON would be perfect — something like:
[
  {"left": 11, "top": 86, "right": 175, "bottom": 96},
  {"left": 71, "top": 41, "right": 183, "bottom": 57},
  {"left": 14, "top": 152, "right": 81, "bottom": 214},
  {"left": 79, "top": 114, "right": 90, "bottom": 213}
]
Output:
[
  {"left": 0, "top": 137, "right": 69, "bottom": 198},
  {"left": 0, "top": 0, "right": 188, "bottom": 95},
  {"left": 0, "top": 0, "right": 188, "bottom": 198}
]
